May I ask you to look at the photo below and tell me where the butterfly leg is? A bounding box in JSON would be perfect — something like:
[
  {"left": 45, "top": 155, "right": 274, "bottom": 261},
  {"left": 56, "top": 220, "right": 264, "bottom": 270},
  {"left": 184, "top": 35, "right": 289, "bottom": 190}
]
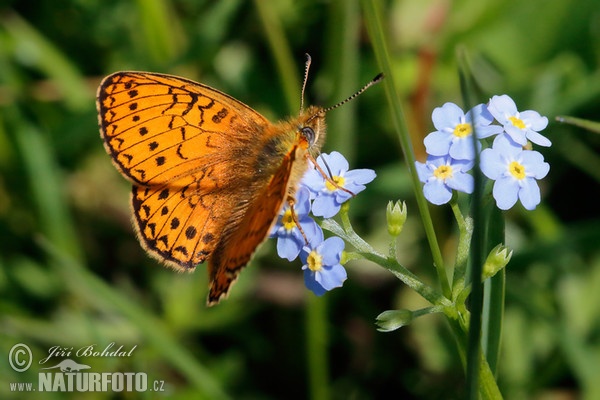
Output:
[
  {"left": 307, "top": 154, "right": 355, "bottom": 196},
  {"left": 286, "top": 196, "right": 309, "bottom": 245}
]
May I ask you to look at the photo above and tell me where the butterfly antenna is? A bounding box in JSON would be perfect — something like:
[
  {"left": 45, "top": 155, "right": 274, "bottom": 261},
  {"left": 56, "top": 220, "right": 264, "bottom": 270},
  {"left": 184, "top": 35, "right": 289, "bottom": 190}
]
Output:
[
  {"left": 321, "top": 155, "right": 334, "bottom": 178},
  {"left": 300, "top": 54, "right": 312, "bottom": 113},
  {"left": 306, "top": 72, "right": 384, "bottom": 123}
]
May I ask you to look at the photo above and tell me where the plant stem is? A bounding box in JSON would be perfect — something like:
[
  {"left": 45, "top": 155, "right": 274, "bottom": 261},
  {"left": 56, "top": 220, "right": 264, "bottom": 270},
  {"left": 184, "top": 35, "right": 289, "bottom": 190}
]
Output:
[
  {"left": 361, "top": 0, "right": 451, "bottom": 299},
  {"left": 306, "top": 295, "right": 331, "bottom": 400}
]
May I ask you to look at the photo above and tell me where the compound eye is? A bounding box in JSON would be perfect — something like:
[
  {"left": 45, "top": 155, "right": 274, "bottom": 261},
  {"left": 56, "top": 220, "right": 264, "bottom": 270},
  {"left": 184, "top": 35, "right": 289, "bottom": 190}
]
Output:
[{"left": 301, "top": 126, "right": 315, "bottom": 145}]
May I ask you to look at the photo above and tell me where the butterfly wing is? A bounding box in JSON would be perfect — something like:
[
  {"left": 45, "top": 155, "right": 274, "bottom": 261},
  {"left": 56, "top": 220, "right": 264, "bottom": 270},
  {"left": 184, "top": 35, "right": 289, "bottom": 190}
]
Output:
[
  {"left": 97, "top": 72, "right": 273, "bottom": 269},
  {"left": 97, "top": 72, "right": 270, "bottom": 186},
  {"left": 206, "top": 142, "right": 303, "bottom": 305}
]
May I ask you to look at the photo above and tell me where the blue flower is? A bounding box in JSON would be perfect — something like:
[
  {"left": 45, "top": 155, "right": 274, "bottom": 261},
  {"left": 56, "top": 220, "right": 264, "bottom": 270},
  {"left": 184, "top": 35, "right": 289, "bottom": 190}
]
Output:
[
  {"left": 301, "top": 151, "right": 376, "bottom": 218},
  {"left": 415, "top": 156, "right": 474, "bottom": 205},
  {"left": 487, "top": 95, "right": 551, "bottom": 147},
  {"left": 270, "top": 186, "right": 322, "bottom": 261},
  {"left": 300, "top": 236, "right": 347, "bottom": 296},
  {"left": 424, "top": 103, "right": 503, "bottom": 161},
  {"left": 480, "top": 134, "right": 550, "bottom": 210}
]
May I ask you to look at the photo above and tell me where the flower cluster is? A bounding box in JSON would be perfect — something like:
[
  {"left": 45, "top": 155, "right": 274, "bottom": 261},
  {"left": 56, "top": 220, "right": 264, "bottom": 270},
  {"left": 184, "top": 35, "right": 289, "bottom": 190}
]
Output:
[
  {"left": 270, "top": 151, "right": 376, "bottom": 296},
  {"left": 416, "top": 95, "right": 550, "bottom": 210}
]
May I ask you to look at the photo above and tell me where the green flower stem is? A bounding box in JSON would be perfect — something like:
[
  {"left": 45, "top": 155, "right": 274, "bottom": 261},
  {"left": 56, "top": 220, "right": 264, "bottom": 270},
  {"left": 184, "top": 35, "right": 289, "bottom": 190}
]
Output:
[
  {"left": 361, "top": 0, "right": 451, "bottom": 299},
  {"left": 322, "top": 216, "right": 451, "bottom": 310},
  {"left": 481, "top": 207, "right": 506, "bottom": 375},
  {"left": 450, "top": 198, "right": 474, "bottom": 300},
  {"left": 306, "top": 295, "right": 331, "bottom": 400},
  {"left": 457, "top": 61, "right": 486, "bottom": 399}
]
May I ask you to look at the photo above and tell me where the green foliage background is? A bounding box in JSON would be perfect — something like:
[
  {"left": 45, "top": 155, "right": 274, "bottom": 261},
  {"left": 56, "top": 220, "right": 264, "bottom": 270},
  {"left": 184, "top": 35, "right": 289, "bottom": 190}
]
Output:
[{"left": 1, "top": 0, "right": 599, "bottom": 398}]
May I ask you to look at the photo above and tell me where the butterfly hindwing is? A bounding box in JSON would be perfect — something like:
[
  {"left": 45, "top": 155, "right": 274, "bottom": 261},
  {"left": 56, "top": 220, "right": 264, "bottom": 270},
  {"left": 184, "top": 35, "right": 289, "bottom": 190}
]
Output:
[{"left": 206, "top": 144, "right": 302, "bottom": 305}]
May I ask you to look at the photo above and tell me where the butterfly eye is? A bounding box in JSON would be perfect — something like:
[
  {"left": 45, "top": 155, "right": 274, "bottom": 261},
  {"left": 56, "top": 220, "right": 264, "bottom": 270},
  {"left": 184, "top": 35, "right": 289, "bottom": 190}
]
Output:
[{"left": 301, "top": 126, "right": 316, "bottom": 145}]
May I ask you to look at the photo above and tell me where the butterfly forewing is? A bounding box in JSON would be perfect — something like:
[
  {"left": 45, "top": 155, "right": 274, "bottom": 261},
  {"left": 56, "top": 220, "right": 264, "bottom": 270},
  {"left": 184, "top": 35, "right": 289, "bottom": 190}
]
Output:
[{"left": 97, "top": 72, "right": 270, "bottom": 186}]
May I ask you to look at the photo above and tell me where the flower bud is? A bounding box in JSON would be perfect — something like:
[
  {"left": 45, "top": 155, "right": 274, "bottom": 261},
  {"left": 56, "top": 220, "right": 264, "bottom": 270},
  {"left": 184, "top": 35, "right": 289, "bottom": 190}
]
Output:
[
  {"left": 386, "top": 200, "right": 407, "bottom": 237},
  {"left": 483, "top": 244, "right": 513, "bottom": 280},
  {"left": 376, "top": 309, "right": 414, "bottom": 332}
]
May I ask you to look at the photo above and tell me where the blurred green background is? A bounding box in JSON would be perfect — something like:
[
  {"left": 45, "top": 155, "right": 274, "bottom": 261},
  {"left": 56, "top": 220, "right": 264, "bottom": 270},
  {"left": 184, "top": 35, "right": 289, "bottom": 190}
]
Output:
[{"left": 1, "top": 0, "right": 600, "bottom": 398}]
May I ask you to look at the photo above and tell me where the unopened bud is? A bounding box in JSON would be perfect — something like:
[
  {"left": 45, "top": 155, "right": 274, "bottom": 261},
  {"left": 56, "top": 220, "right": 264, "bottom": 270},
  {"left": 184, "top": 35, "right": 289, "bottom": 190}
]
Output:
[
  {"left": 376, "top": 309, "right": 414, "bottom": 332},
  {"left": 386, "top": 200, "right": 407, "bottom": 237},
  {"left": 483, "top": 244, "right": 513, "bottom": 280}
]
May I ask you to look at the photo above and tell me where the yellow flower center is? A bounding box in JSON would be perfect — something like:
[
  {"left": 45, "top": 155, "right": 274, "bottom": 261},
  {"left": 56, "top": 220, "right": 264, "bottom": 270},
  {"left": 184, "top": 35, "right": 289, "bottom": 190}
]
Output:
[
  {"left": 325, "top": 175, "right": 345, "bottom": 192},
  {"left": 306, "top": 250, "right": 323, "bottom": 272},
  {"left": 453, "top": 123, "right": 472, "bottom": 138},
  {"left": 282, "top": 209, "right": 296, "bottom": 230},
  {"left": 509, "top": 116, "right": 526, "bottom": 130},
  {"left": 433, "top": 165, "right": 453, "bottom": 180},
  {"left": 509, "top": 161, "right": 526, "bottom": 180}
]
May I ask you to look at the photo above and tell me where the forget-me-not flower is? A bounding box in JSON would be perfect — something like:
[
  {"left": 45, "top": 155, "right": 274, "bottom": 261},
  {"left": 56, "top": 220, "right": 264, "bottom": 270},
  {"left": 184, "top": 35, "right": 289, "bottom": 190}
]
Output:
[
  {"left": 480, "top": 134, "right": 550, "bottom": 210},
  {"left": 487, "top": 94, "right": 551, "bottom": 147},
  {"left": 424, "top": 103, "right": 503, "bottom": 161},
  {"left": 300, "top": 236, "right": 347, "bottom": 296},
  {"left": 301, "top": 151, "right": 376, "bottom": 218},
  {"left": 270, "top": 186, "right": 322, "bottom": 261},
  {"left": 415, "top": 155, "right": 474, "bottom": 205}
]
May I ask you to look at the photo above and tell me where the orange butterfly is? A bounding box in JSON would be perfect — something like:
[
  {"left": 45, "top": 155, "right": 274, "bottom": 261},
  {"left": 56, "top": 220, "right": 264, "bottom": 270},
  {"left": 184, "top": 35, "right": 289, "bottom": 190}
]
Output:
[{"left": 97, "top": 57, "right": 382, "bottom": 305}]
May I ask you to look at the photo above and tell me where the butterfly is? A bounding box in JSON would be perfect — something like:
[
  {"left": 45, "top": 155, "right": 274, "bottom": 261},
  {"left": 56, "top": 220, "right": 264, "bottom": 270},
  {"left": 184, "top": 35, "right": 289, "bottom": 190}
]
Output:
[{"left": 96, "top": 56, "right": 382, "bottom": 305}]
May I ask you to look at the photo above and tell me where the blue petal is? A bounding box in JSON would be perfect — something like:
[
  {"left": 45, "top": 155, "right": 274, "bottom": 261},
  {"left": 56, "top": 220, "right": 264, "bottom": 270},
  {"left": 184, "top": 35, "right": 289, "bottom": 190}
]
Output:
[
  {"left": 344, "top": 169, "right": 376, "bottom": 185},
  {"left": 520, "top": 110, "right": 548, "bottom": 131},
  {"left": 415, "top": 161, "right": 432, "bottom": 182},
  {"left": 488, "top": 95, "right": 517, "bottom": 124},
  {"left": 432, "top": 102, "right": 464, "bottom": 130},
  {"left": 303, "top": 270, "right": 327, "bottom": 296},
  {"left": 318, "top": 151, "right": 349, "bottom": 176},
  {"left": 423, "top": 180, "right": 453, "bottom": 205},
  {"left": 294, "top": 186, "right": 312, "bottom": 215},
  {"left": 493, "top": 134, "right": 523, "bottom": 157},
  {"left": 277, "top": 235, "right": 302, "bottom": 261},
  {"left": 311, "top": 195, "right": 340, "bottom": 218},
  {"left": 480, "top": 148, "right": 505, "bottom": 180},
  {"left": 475, "top": 124, "right": 504, "bottom": 139},
  {"left": 424, "top": 130, "right": 452, "bottom": 156},
  {"left": 449, "top": 137, "right": 478, "bottom": 160},
  {"left": 451, "top": 157, "right": 475, "bottom": 172},
  {"left": 493, "top": 177, "right": 519, "bottom": 210},
  {"left": 503, "top": 125, "right": 528, "bottom": 146},
  {"left": 446, "top": 172, "right": 474, "bottom": 194},
  {"left": 302, "top": 169, "right": 326, "bottom": 192},
  {"left": 518, "top": 178, "right": 541, "bottom": 210},
  {"left": 315, "top": 263, "right": 347, "bottom": 290},
  {"left": 521, "top": 151, "right": 550, "bottom": 179},
  {"left": 317, "top": 237, "right": 345, "bottom": 265},
  {"left": 526, "top": 129, "right": 552, "bottom": 147},
  {"left": 468, "top": 103, "right": 494, "bottom": 125}
]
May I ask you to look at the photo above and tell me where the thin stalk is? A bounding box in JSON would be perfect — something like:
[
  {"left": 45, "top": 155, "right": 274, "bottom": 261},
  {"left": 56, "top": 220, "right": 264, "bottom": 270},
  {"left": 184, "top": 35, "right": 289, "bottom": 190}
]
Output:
[
  {"left": 306, "top": 295, "right": 331, "bottom": 400},
  {"left": 481, "top": 206, "right": 506, "bottom": 375},
  {"left": 451, "top": 199, "right": 474, "bottom": 300},
  {"left": 361, "top": 0, "right": 450, "bottom": 299},
  {"left": 458, "top": 51, "right": 485, "bottom": 400},
  {"left": 322, "top": 216, "right": 451, "bottom": 309}
]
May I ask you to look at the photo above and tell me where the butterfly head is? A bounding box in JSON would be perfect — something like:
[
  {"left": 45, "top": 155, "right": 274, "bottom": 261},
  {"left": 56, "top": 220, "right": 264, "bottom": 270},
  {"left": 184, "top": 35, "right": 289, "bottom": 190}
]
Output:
[{"left": 297, "top": 105, "right": 327, "bottom": 154}]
